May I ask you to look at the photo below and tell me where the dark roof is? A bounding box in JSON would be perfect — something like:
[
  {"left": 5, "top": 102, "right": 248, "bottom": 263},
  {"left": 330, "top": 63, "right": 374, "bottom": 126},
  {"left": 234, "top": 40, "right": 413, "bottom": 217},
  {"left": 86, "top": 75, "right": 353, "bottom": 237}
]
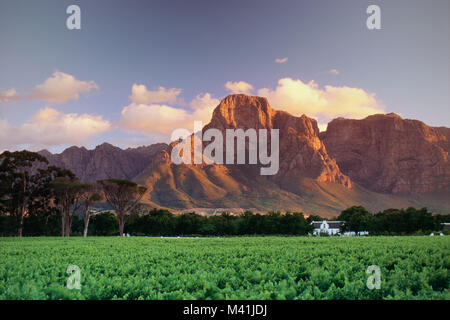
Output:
[
  {"left": 312, "top": 222, "right": 322, "bottom": 228},
  {"left": 327, "top": 221, "right": 343, "bottom": 228},
  {"left": 312, "top": 221, "right": 343, "bottom": 229}
]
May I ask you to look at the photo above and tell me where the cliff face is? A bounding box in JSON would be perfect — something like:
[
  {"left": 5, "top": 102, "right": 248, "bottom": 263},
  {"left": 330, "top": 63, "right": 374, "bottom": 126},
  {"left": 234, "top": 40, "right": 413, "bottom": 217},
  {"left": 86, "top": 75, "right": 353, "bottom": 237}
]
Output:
[
  {"left": 39, "top": 142, "right": 167, "bottom": 182},
  {"left": 320, "top": 113, "right": 450, "bottom": 194},
  {"left": 203, "top": 94, "right": 351, "bottom": 187}
]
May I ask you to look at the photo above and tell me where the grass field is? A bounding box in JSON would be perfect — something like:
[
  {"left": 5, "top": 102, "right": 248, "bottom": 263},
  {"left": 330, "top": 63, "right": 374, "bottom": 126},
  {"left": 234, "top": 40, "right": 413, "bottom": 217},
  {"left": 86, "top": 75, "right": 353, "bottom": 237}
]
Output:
[{"left": 0, "top": 236, "right": 448, "bottom": 300}]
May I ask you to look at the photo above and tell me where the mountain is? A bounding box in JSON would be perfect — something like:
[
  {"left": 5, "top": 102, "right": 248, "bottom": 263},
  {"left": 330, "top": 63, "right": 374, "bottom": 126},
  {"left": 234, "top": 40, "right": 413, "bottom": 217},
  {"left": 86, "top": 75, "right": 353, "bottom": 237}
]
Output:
[
  {"left": 38, "top": 142, "right": 167, "bottom": 182},
  {"left": 36, "top": 95, "right": 450, "bottom": 216},
  {"left": 134, "top": 95, "right": 450, "bottom": 216},
  {"left": 204, "top": 95, "right": 351, "bottom": 187},
  {"left": 134, "top": 95, "right": 353, "bottom": 213},
  {"left": 320, "top": 113, "right": 450, "bottom": 194}
]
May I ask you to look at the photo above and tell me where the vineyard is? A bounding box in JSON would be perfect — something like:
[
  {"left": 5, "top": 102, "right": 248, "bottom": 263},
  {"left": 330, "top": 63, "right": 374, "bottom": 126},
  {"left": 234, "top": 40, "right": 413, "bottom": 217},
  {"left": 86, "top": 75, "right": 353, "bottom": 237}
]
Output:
[{"left": 0, "top": 236, "right": 448, "bottom": 300}]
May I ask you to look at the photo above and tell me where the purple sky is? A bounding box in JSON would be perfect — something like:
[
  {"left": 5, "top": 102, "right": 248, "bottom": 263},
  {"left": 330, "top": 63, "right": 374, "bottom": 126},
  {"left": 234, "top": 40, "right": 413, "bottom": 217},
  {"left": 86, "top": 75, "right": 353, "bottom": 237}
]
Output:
[{"left": 0, "top": 0, "right": 448, "bottom": 152}]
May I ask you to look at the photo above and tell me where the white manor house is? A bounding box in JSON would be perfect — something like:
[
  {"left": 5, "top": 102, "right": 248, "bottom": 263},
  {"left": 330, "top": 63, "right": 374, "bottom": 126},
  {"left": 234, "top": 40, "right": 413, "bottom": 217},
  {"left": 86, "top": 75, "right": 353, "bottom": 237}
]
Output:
[{"left": 311, "top": 220, "right": 369, "bottom": 236}]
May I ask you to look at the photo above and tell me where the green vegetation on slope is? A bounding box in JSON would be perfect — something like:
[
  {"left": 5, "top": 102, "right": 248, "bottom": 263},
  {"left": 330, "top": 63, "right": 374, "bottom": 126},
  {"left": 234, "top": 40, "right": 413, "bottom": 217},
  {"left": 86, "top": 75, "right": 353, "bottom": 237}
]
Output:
[{"left": 0, "top": 237, "right": 448, "bottom": 300}]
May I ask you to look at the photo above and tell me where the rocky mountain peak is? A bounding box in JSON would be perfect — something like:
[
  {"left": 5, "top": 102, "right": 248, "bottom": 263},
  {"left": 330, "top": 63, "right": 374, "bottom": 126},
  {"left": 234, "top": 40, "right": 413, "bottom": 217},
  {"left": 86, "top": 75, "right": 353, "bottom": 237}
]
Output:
[
  {"left": 207, "top": 94, "right": 274, "bottom": 130},
  {"left": 95, "top": 142, "right": 120, "bottom": 152}
]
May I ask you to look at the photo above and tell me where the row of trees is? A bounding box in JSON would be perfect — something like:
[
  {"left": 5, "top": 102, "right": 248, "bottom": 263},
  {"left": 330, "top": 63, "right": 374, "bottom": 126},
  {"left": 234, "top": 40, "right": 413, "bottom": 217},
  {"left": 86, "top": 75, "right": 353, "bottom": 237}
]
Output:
[
  {"left": 128, "top": 210, "right": 314, "bottom": 236},
  {"left": 121, "top": 207, "right": 449, "bottom": 236},
  {"left": 0, "top": 210, "right": 315, "bottom": 236},
  {"left": 337, "top": 206, "right": 448, "bottom": 235},
  {"left": 0, "top": 210, "right": 118, "bottom": 237},
  {"left": 0, "top": 151, "right": 147, "bottom": 237},
  {"left": 1, "top": 205, "right": 447, "bottom": 237}
]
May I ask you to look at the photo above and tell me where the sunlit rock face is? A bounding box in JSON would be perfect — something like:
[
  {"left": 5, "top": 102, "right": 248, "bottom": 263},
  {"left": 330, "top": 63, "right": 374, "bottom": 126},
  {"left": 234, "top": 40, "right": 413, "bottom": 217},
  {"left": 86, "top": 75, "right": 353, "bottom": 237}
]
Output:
[{"left": 321, "top": 113, "right": 450, "bottom": 194}]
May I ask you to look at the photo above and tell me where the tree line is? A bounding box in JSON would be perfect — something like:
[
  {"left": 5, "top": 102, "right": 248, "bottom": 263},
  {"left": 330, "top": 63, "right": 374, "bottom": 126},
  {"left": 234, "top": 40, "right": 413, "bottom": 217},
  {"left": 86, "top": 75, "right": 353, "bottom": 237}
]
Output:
[
  {"left": 0, "top": 209, "right": 314, "bottom": 237},
  {"left": 336, "top": 206, "right": 449, "bottom": 235},
  {"left": 1, "top": 205, "right": 447, "bottom": 237},
  {"left": 0, "top": 151, "right": 448, "bottom": 237}
]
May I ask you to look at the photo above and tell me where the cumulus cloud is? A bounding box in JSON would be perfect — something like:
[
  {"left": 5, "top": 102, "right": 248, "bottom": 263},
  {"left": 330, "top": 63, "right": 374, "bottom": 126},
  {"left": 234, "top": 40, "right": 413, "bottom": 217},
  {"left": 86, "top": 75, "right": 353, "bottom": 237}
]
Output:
[
  {"left": 257, "top": 78, "right": 384, "bottom": 120},
  {"left": 275, "top": 57, "right": 288, "bottom": 64},
  {"left": 317, "top": 123, "right": 328, "bottom": 132},
  {"left": 1, "top": 72, "right": 98, "bottom": 106},
  {"left": 0, "top": 88, "right": 21, "bottom": 103},
  {"left": 30, "top": 71, "right": 98, "bottom": 104},
  {"left": 120, "top": 78, "right": 384, "bottom": 137},
  {"left": 120, "top": 103, "right": 188, "bottom": 135},
  {"left": 129, "top": 84, "right": 182, "bottom": 104},
  {"left": 329, "top": 69, "right": 340, "bottom": 75},
  {"left": 0, "top": 107, "right": 110, "bottom": 151},
  {"left": 189, "top": 92, "right": 220, "bottom": 112},
  {"left": 225, "top": 81, "right": 254, "bottom": 95},
  {"left": 121, "top": 91, "right": 220, "bottom": 136}
]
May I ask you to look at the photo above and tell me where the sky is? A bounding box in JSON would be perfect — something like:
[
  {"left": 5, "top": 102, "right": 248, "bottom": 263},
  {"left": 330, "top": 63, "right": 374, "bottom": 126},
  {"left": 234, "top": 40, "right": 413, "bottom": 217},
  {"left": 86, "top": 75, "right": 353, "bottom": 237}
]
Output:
[{"left": 0, "top": 0, "right": 449, "bottom": 153}]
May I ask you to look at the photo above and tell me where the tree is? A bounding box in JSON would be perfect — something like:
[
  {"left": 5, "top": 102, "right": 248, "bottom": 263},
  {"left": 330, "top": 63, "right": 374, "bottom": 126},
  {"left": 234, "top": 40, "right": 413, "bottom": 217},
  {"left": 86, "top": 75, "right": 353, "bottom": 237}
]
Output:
[
  {"left": 175, "top": 212, "right": 204, "bottom": 235},
  {"left": 0, "top": 151, "right": 49, "bottom": 237},
  {"left": 209, "top": 212, "right": 238, "bottom": 235},
  {"left": 282, "top": 212, "right": 312, "bottom": 235},
  {"left": 51, "top": 171, "right": 89, "bottom": 237},
  {"left": 90, "top": 212, "right": 118, "bottom": 236},
  {"left": 24, "top": 166, "right": 63, "bottom": 236},
  {"left": 97, "top": 179, "right": 147, "bottom": 236},
  {"left": 372, "top": 207, "right": 439, "bottom": 235},
  {"left": 237, "top": 211, "right": 256, "bottom": 234},
  {"left": 80, "top": 186, "right": 102, "bottom": 237},
  {"left": 338, "top": 206, "right": 372, "bottom": 235}
]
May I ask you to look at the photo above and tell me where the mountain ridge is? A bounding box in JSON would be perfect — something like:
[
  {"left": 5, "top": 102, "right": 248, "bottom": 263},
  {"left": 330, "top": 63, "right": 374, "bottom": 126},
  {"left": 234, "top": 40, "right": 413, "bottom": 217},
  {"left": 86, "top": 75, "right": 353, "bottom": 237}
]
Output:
[
  {"left": 36, "top": 94, "right": 450, "bottom": 216},
  {"left": 38, "top": 142, "right": 167, "bottom": 182}
]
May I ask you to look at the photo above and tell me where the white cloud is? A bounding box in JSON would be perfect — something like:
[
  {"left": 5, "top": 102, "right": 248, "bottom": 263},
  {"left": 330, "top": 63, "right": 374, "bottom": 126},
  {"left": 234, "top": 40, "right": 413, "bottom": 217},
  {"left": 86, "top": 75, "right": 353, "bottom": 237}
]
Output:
[
  {"left": 189, "top": 92, "right": 219, "bottom": 111},
  {"left": 0, "top": 88, "right": 21, "bottom": 103},
  {"left": 0, "top": 107, "right": 110, "bottom": 151},
  {"left": 121, "top": 78, "right": 384, "bottom": 137},
  {"left": 120, "top": 103, "right": 188, "bottom": 135},
  {"left": 121, "top": 91, "right": 220, "bottom": 135},
  {"left": 30, "top": 71, "right": 98, "bottom": 104},
  {"left": 129, "top": 84, "right": 182, "bottom": 104},
  {"left": 257, "top": 78, "right": 384, "bottom": 121},
  {"left": 225, "top": 81, "right": 254, "bottom": 95},
  {"left": 318, "top": 123, "right": 328, "bottom": 132},
  {"left": 329, "top": 69, "right": 340, "bottom": 75},
  {"left": 2, "top": 75, "right": 387, "bottom": 150},
  {"left": 275, "top": 57, "right": 288, "bottom": 64}
]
